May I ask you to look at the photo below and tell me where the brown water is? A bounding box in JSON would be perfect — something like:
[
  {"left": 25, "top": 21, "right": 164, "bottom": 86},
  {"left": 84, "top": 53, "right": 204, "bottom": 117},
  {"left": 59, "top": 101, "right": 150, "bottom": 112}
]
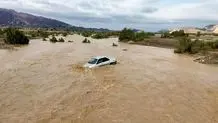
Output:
[{"left": 0, "top": 35, "right": 218, "bottom": 123}]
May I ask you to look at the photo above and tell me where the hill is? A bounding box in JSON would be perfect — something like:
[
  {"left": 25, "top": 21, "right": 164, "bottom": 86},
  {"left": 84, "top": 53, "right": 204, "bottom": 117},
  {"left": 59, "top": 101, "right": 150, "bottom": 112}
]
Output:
[
  {"left": 0, "top": 8, "right": 111, "bottom": 32},
  {"left": 170, "top": 25, "right": 218, "bottom": 34}
]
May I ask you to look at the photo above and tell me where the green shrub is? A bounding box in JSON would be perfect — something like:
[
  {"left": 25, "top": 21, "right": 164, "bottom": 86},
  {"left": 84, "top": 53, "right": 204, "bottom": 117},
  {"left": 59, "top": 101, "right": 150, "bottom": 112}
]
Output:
[
  {"left": 92, "top": 33, "right": 109, "bottom": 39},
  {"left": 81, "top": 31, "right": 93, "bottom": 37},
  {"left": 174, "top": 38, "right": 218, "bottom": 54},
  {"left": 119, "top": 28, "right": 155, "bottom": 42},
  {"left": 119, "top": 28, "right": 135, "bottom": 42},
  {"left": 134, "top": 31, "right": 153, "bottom": 41},
  {"left": 161, "top": 32, "right": 171, "bottom": 38},
  {"left": 4, "top": 28, "right": 29, "bottom": 44},
  {"left": 212, "top": 40, "right": 218, "bottom": 49},
  {"left": 174, "top": 37, "right": 194, "bottom": 54},
  {"left": 171, "top": 30, "right": 187, "bottom": 37},
  {"left": 196, "top": 31, "right": 201, "bottom": 37}
]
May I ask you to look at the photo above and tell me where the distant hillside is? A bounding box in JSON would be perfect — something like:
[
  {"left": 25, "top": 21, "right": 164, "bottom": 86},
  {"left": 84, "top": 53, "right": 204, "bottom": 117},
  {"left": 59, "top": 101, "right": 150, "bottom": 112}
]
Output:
[
  {"left": 0, "top": 8, "right": 71, "bottom": 28},
  {"left": 169, "top": 27, "right": 208, "bottom": 34},
  {"left": 204, "top": 24, "right": 218, "bottom": 33},
  {"left": 0, "top": 8, "right": 111, "bottom": 32},
  {"left": 170, "top": 24, "right": 218, "bottom": 34}
]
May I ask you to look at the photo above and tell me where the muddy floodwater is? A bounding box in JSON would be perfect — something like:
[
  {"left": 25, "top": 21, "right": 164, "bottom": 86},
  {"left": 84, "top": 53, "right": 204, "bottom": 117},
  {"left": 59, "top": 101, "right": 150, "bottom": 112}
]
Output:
[{"left": 0, "top": 35, "right": 218, "bottom": 123}]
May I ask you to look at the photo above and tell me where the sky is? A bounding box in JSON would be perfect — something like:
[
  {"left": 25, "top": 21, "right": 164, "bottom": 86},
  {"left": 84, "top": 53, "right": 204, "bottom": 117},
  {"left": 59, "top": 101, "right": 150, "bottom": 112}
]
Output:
[{"left": 0, "top": 0, "right": 218, "bottom": 31}]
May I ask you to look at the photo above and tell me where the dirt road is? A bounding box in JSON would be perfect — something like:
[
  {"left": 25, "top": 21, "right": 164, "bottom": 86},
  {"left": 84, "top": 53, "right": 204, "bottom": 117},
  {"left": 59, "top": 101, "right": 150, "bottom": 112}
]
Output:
[{"left": 0, "top": 35, "right": 218, "bottom": 123}]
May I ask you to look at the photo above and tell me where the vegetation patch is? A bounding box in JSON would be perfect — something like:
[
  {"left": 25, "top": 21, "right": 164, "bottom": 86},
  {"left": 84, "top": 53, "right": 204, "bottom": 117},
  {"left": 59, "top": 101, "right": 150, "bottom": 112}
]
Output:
[
  {"left": 58, "top": 37, "right": 65, "bottom": 42},
  {"left": 50, "top": 35, "right": 58, "bottom": 43},
  {"left": 119, "top": 28, "right": 154, "bottom": 42},
  {"left": 194, "top": 53, "right": 218, "bottom": 64},
  {"left": 174, "top": 37, "right": 218, "bottom": 54},
  {"left": 4, "top": 28, "right": 29, "bottom": 45},
  {"left": 82, "top": 38, "right": 91, "bottom": 43}
]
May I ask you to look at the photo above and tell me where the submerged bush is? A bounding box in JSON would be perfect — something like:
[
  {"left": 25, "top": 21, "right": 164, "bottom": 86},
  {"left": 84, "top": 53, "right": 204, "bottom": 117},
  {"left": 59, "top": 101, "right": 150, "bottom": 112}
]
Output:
[
  {"left": 58, "top": 38, "right": 65, "bottom": 42},
  {"left": 4, "top": 28, "right": 29, "bottom": 44},
  {"left": 82, "top": 38, "right": 91, "bottom": 43},
  {"left": 50, "top": 35, "right": 58, "bottom": 43},
  {"left": 43, "top": 38, "right": 47, "bottom": 41}
]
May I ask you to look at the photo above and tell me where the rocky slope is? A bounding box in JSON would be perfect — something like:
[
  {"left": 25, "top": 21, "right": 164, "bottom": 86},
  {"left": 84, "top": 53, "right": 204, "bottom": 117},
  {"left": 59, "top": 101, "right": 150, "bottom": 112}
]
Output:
[{"left": 0, "top": 8, "right": 71, "bottom": 28}]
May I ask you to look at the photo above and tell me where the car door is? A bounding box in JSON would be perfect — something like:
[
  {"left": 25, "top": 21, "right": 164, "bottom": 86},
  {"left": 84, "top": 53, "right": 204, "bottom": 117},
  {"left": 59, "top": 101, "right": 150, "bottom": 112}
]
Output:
[
  {"left": 102, "top": 57, "right": 110, "bottom": 65},
  {"left": 96, "top": 58, "right": 110, "bottom": 67},
  {"left": 96, "top": 58, "right": 104, "bottom": 67}
]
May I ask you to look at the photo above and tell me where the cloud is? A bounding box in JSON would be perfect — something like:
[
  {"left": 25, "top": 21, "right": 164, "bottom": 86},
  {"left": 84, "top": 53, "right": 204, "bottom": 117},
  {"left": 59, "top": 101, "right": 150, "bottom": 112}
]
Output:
[{"left": 0, "top": 0, "right": 218, "bottom": 31}]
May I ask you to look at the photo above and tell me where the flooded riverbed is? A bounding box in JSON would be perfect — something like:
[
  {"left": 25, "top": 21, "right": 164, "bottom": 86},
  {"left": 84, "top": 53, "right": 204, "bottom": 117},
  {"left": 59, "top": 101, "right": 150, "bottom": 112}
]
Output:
[{"left": 0, "top": 34, "right": 218, "bottom": 123}]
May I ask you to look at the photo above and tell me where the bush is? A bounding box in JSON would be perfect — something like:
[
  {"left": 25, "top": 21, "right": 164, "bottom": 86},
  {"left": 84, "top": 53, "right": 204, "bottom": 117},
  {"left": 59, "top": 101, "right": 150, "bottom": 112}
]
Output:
[
  {"left": 171, "top": 30, "right": 187, "bottom": 37},
  {"left": 81, "top": 31, "right": 93, "bottom": 37},
  {"left": 50, "top": 36, "right": 58, "bottom": 43},
  {"left": 4, "top": 28, "right": 29, "bottom": 44},
  {"left": 92, "top": 33, "right": 109, "bottom": 39},
  {"left": 174, "top": 38, "right": 218, "bottom": 54},
  {"left": 212, "top": 40, "right": 218, "bottom": 49},
  {"left": 174, "top": 37, "right": 198, "bottom": 54},
  {"left": 196, "top": 31, "right": 201, "bottom": 37},
  {"left": 58, "top": 38, "right": 65, "bottom": 42},
  {"left": 161, "top": 32, "right": 171, "bottom": 38},
  {"left": 62, "top": 32, "right": 68, "bottom": 37},
  {"left": 134, "top": 31, "right": 153, "bottom": 41},
  {"left": 43, "top": 38, "right": 47, "bottom": 41},
  {"left": 119, "top": 28, "right": 154, "bottom": 42},
  {"left": 82, "top": 38, "right": 91, "bottom": 43},
  {"left": 119, "top": 28, "right": 135, "bottom": 42}
]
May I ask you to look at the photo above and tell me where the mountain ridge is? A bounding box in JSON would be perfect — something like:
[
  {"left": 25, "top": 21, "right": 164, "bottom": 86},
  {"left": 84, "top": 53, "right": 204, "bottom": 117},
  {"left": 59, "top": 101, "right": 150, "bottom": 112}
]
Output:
[{"left": 0, "top": 8, "right": 111, "bottom": 32}]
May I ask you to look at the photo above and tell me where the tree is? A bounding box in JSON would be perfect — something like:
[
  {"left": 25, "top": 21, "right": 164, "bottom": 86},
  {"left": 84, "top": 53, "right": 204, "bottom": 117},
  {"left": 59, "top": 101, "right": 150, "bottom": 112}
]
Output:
[
  {"left": 119, "top": 28, "right": 135, "bottom": 42},
  {"left": 4, "top": 28, "right": 29, "bottom": 44}
]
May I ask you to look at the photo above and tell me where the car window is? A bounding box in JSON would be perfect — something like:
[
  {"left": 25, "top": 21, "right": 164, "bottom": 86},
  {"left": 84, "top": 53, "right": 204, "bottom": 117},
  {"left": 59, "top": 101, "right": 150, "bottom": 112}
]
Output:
[
  {"left": 102, "top": 57, "right": 110, "bottom": 62},
  {"left": 97, "top": 57, "right": 110, "bottom": 64},
  {"left": 97, "top": 58, "right": 103, "bottom": 64},
  {"left": 88, "top": 58, "right": 98, "bottom": 64}
]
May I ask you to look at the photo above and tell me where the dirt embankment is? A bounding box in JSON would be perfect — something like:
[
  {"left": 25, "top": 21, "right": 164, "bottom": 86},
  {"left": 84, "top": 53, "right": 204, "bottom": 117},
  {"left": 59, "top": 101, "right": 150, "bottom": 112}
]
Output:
[
  {"left": 0, "top": 39, "right": 15, "bottom": 50},
  {"left": 127, "top": 37, "right": 177, "bottom": 49},
  {"left": 194, "top": 53, "right": 218, "bottom": 64}
]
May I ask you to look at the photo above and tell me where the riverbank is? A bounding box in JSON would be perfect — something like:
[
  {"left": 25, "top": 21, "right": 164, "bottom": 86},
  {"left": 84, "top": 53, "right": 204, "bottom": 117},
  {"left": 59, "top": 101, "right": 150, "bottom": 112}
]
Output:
[
  {"left": 127, "top": 37, "right": 177, "bottom": 49},
  {"left": 194, "top": 52, "right": 218, "bottom": 64},
  {"left": 121, "top": 37, "right": 218, "bottom": 65},
  {"left": 0, "top": 39, "right": 15, "bottom": 50}
]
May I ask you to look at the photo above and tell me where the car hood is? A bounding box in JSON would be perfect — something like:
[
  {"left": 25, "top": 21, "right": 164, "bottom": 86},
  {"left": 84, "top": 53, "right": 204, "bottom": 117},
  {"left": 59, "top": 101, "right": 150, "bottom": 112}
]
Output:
[{"left": 83, "top": 63, "right": 95, "bottom": 68}]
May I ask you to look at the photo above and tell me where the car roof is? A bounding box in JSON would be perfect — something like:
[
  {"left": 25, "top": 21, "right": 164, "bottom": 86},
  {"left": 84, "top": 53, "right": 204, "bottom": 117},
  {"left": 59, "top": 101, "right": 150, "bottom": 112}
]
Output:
[{"left": 92, "top": 56, "right": 109, "bottom": 59}]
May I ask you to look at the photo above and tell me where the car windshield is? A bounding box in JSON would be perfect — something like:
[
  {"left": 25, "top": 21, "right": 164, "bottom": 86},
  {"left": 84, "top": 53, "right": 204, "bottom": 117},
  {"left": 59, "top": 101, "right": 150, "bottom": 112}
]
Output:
[{"left": 88, "top": 58, "right": 98, "bottom": 64}]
